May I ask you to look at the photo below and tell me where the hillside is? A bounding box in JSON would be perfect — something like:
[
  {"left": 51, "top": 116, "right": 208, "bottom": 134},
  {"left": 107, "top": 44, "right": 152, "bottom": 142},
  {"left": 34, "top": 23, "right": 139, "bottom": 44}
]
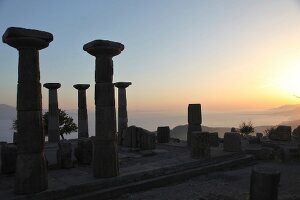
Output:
[{"left": 0, "top": 104, "right": 16, "bottom": 120}]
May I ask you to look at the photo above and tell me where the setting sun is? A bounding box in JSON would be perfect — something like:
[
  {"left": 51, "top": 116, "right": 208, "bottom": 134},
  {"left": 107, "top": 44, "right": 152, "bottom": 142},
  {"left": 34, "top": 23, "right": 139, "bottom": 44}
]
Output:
[{"left": 276, "top": 60, "right": 300, "bottom": 97}]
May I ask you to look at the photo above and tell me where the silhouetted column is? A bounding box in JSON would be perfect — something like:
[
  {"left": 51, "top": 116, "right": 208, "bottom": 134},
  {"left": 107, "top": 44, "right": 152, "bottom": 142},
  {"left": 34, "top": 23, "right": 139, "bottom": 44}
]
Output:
[
  {"left": 114, "top": 82, "right": 131, "bottom": 144},
  {"left": 43, "top": 83, "right": 61, "bottom": 143},
  {"left": 187, "top": 104, "right": 202, "bottom": 146},
  {"left": 73, "top": 84, "right": 90, "bottom": 138},
  {"left": 2, "top": 27, "right": 53, "bottom": 194},
  {"left": 83, "top": 40, "right": 124, "bottom": 178}
]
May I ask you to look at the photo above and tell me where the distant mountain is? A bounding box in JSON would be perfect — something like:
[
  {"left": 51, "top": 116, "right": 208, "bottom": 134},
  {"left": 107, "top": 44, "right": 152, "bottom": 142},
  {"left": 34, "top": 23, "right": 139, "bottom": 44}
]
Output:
[
  {"left": 279, "top": 119, "right": 300, "bottom": 129},
  {"left": 0, "top": 104, "right": 16, "bottom": 120},
  {"left": 267, "top": 104, "right": 300, "bottom": 116}
]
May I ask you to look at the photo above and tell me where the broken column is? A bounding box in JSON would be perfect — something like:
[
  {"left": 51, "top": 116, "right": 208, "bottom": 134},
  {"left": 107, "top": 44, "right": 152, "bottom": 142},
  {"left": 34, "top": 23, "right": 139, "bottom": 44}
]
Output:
[
  {"left": 1, "top": 143, "right": 17, "bottom": 174},
  {"left": 3, "top": 27, "right": 53, "bottom": 193},
  {"left": 114, "top": 82, "right": 131, "bottom": 144},
  {"left": 157, "top": 126, "right": 170, "bottom": 143},
  {"left": 190, "top": 131, "right": 210, "bottom": 159},
  {"left": 250, "top": 166, "right": 280, "bottom": 200},
  {"left": 209, "top": 132, "right": 219, "bottom": 147},
  {"left": 223, "top": 132, "right": 241, "bottom": 152},
  {"left": 83, "top": 40, "right": 124, "bottom": 178},
  {"left": 73, "top": 84, "right": 90, "bottom": 138},
  {"left": 57, "top": 139, "right": 73, "bottom": 169},
  {"left": 43, "top": 83, "right": 61, "bottom": 143},
  {"left": 187, "top": 104, "right": 202, "bottom": 146}
]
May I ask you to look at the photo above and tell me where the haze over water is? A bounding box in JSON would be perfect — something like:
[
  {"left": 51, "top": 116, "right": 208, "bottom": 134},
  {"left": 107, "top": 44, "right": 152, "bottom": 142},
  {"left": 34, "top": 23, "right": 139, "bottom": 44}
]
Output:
[{"left": 0, "top": 106, "right": 292, "bottom": 142}]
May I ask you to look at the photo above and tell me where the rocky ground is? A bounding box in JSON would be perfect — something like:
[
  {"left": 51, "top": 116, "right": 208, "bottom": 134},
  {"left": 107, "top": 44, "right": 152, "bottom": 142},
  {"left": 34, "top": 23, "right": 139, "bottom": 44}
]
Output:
[{"left": 118, "top": 160, "right": 300, "bottom": 200}]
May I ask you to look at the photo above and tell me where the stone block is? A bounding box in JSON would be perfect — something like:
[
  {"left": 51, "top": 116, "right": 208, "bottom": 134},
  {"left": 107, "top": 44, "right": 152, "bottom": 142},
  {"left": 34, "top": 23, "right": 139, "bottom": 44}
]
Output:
[
  {"left": 1, "top": 143, "right": 17, "bottom": 174},
  {"left": 75, "top": 138, "right": 92, "bottom": 165},
  {"left": 139, "top": 128, "right": 156, "bottom": 150},
  {"left": 57, "top": 140, "right": 73, "bottom": 169},
  {"left": 187, "top": 124, "right": 202, "bottom": 146},
  {"left": 256, "top": 132, "right": 263, "bottom": 138},
  {"left": 209, "top": 132, "right": 219, "bottom": 147},
  {"left": 268, "top": 125, "right": 291, "bottom": 141},
  {"left": 223, "top": 132, "right": 241, "bottom": 152},
  {"left": 190, "top": 131, "right": 210, "bottom": 159},
  {"left": 188, "top": 104, "right": 202, "bottom": 124},
  {"left": 122, "top": 126, "right": 155, "bottom": 150},
  {"left": 15, "top": 152, "right": 48, "bottom": 194},
  {"left": 231, "top": 127, "right": 237, "bottom": 132},
  {"left": 157, "top": 126, "right": 170, "bottom": 143},
  {"left": 256, "top": 147, "right": 274, "bottom": 160},
  {"left": 123, "top": 126, "right": 133, "bottom": 147}
]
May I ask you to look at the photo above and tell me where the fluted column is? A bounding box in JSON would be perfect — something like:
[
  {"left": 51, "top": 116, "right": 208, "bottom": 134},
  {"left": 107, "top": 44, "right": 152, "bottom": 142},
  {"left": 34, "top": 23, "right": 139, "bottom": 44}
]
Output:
[
  {"left": 43, "top": 83, "right": 61, "bottom": 143},
  {"left": 114, "top": 82, "right": 131, "bottom": 143},
  {"left": 2, "top": 27, "right": 53, "bottom": 194},
  {"left": 73, "top": 84, "right": 90, "bottom": 138},
  {"left": 83, "top": 40, "right": 124, "bottom": 178}
]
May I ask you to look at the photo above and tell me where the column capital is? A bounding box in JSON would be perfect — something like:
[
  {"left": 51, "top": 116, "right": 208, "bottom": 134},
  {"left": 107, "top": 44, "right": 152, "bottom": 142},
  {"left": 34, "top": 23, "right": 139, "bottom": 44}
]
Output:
[
  {"left": 114, "top": 82, "right": 132, "bottom": 89},
  {"left": 73, "top": 84, "right": 90, "bottom": 90},
  {"left": 43, "top": 83, "right": 61, "bottom": 90},
  {"left": 83, "top": 40, "right": 124, "bottom": 57},
  {"left": 2, "top": 27, "right": 53, "bottom": 50}
]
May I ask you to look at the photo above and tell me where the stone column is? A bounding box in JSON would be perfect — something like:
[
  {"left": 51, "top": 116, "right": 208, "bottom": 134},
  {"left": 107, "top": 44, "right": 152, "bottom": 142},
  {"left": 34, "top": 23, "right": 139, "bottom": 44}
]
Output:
[
  {"left": 114, "top": 82, "right": 131, "bottom": 144},
  {"left": 187, "top": 104, "right": 202, "bottom": 146},
  {"left": 43, "top": 83, "right": 61, "bottom": 143},
  {"left": 2, "top": 27, "right": 53, "bottom": 193},
  {"left": 83, "top": 40, "right": 124, "bottom": 178},
  {"left": 250, "top": 166, "right": 280, "bottom": 200},
  {"left": 190, "top": 131, "right": 210, "bottom": 159},
  {"left": 73, "top": 84, "right": 90, "bottom": 138}
]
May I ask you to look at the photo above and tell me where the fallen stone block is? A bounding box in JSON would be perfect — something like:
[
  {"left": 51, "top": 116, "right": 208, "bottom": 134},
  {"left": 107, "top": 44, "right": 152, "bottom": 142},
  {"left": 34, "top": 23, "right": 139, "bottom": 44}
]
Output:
[
  {"left": 1, "top": 143, "right": 17, "bottom": 174},
  {"left": 57, "top": 140, "right": 73, "bottom": 169},
  {"left": 223, "top": 132, "right": 241, "bottom": 152}
]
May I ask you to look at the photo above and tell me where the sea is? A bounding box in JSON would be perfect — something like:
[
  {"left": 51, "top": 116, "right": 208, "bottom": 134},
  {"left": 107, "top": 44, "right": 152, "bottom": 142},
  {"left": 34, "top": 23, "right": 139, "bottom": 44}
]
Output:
[{"left": 0, "top": 110, "right": 289, "bottom": 143}]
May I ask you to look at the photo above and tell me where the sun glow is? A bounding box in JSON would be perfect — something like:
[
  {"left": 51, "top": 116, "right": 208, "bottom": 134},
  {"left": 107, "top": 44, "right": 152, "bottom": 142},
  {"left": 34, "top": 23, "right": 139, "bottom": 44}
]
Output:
[{"left": 277, "top": 61, "right": 300, "bottom": 97}]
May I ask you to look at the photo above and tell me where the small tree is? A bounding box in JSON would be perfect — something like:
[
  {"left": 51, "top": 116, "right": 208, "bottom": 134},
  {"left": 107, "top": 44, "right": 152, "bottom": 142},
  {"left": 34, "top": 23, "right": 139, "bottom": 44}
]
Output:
[
  {"left": 265, "top": 127, "right": 276, "bottom": 137},
  {"left": 12, "top": 109, "right": 77, "bottom": 140},
  {"left": 239, "top": 121, "right": 254, "bottom": 135},
  {"left": 43, "top": 109, "right": 77, "bottom": 139}
]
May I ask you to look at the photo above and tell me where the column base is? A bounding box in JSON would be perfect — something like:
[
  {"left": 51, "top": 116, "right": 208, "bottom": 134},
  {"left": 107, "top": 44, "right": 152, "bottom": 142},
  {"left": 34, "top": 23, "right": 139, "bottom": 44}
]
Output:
[{"left": 14, "top": 152, "right": 48, "bottom": 194}]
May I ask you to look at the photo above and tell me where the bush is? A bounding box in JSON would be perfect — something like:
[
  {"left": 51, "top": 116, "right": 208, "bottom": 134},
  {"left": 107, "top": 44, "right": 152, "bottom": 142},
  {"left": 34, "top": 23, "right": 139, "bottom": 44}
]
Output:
[{"left": 239, "top": 121, "right": 254, "bottom": 135}]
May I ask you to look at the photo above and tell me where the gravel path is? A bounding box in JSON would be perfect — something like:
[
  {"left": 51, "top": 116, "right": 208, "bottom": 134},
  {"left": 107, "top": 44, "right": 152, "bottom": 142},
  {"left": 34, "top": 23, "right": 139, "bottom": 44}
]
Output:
[{"left": 118, "top": 161, "right": 300, "bottom": 200}]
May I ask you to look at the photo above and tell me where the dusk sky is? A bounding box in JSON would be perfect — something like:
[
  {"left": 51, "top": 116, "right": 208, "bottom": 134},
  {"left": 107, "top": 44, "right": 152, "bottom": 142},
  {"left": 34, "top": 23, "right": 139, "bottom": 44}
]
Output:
[{"left": 1, "top": 0, "right": 300, "bottom": 115}]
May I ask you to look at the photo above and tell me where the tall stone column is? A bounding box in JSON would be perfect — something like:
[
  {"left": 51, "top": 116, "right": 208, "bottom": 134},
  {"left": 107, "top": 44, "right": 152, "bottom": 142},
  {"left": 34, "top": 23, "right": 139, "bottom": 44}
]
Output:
[
  {"left": 43, "top": 83, "right": 61, "bottom": 143},
  {"left": 114, "top": 82, "right": 131, "bottom": 144},
  {"left": 73, "top": 84, "right": 90, "bottom": 138},
  {"left": 187, "top": 104, "right": 202, "bottom": 146},
  {"left": 2, "top": 27, "right": 53, "bottom": 194},
  {"left": 83, "top": 40, "right": 124, "bottom": 178}
]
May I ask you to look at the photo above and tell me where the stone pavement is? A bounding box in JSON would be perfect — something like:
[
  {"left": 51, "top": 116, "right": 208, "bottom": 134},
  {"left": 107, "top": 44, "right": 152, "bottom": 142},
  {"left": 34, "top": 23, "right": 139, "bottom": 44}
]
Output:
[
  {"left": 0, "top": 142, "right": 254, "bottom": 200},
  {"left": 117, "top": 160, "right": 300, "bottom": 200}
]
